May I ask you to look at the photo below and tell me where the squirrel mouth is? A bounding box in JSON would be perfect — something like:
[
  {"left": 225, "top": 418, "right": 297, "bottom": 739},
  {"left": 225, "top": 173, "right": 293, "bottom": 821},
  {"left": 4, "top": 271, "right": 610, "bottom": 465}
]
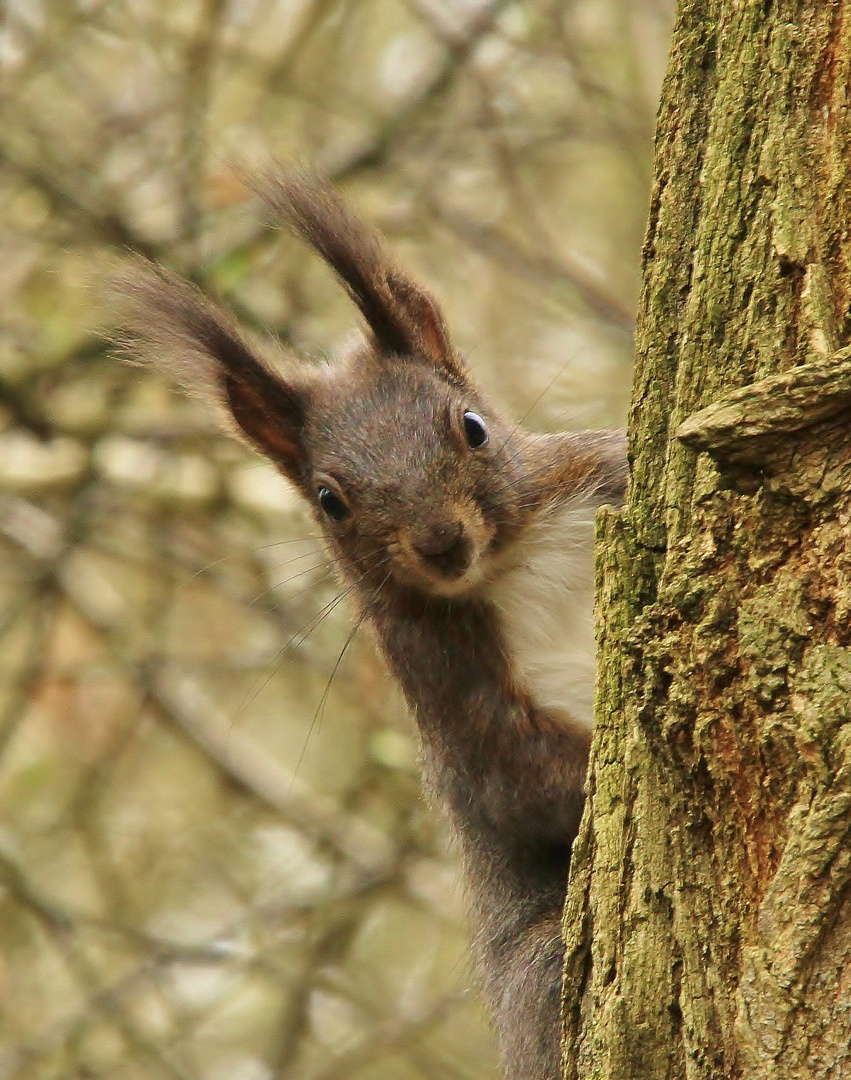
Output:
[
  {"left": 417, "top": 540, "right": 473, "bottom": 579},
  {"left": 399, "top": 511, "right": 493, "bottom": 595},
  {"left": 415, "top": 545, "right": 488, "bottom": 598},
  {"left": 410, "top": 521, "right": 473, "bottom": 579}
]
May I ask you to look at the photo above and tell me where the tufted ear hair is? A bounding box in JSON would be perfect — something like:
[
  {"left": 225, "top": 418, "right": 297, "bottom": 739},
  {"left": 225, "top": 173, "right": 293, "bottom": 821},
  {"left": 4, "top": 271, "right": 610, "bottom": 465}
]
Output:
[
  {"left": 109, "top": 261, "right": 313, "bottom": 488},
  {"left": 257, "top": 169, "right": 468, "bottom": 387}
]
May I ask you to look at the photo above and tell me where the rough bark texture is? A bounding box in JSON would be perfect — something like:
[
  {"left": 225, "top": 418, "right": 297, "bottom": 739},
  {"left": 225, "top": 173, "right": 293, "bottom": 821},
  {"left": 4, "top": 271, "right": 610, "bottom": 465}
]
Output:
[{"left": 562, "top": 4, "right": 851, "bottom": 1079}]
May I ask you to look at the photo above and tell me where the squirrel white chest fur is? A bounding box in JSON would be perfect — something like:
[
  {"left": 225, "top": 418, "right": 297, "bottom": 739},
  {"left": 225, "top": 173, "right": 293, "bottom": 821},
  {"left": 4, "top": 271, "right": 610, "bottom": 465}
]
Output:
[{"left": 486, "top": 498, "right": 597, "bottom": 729}]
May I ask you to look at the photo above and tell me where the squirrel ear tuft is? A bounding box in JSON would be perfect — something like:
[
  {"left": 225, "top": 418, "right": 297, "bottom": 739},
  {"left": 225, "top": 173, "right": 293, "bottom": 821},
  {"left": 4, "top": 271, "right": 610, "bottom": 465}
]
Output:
[
  {"left": 108, "top": 260, "right": 311, "bottom": 486},
  {"left": 383, "top": 270, "right": 462, "bottom": 382},
  {"left": 257, "top": 169, "right": 468, "bottom": 385}
]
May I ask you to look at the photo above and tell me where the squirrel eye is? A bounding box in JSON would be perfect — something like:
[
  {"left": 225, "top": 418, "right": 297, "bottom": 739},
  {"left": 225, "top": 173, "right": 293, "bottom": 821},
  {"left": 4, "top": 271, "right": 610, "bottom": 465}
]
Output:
[
  {"left": 462, "top": 411, "right": 488, "bottom": 449},
  {"left": 317, "top": 486, "right": 349, "bottom": 522}
]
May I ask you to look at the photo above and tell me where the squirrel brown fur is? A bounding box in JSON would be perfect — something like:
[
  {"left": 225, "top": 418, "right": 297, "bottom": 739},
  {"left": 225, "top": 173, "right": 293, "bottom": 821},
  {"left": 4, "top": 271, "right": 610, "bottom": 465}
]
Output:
[{"left": 112, "top": 171, "right": 627, "bottom": 1080}]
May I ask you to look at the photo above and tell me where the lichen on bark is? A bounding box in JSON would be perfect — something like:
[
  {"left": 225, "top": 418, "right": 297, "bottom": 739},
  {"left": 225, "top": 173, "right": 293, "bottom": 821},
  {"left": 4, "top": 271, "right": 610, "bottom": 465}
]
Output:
[{"left": 563, "top": 3, "right": 851, "bottom": 1078}]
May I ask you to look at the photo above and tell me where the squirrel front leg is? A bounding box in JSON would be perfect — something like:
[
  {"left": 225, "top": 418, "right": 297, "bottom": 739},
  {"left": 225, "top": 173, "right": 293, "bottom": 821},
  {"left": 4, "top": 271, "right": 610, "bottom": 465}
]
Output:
[
  {"left": 464, "top": 714, "right": 587, "bottom": 1080},
  {"left": 491, "top": 914, "right": 564, "bottom": 1080},
  {"left": 374, "top": 599, "right": 592, "bottom": 1080}
]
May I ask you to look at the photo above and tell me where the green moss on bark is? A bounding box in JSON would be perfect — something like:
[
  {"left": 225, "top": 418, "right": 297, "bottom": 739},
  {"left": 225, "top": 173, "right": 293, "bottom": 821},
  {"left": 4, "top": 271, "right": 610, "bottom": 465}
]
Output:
[{"left": 563, "top": 4, "right": 851, "bottom": 1078}]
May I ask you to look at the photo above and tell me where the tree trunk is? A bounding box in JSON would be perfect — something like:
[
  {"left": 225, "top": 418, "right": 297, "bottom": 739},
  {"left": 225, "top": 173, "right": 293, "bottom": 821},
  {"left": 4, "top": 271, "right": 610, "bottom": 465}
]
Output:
[{"left": 562, "top": 4, "right": 851, "bottom": 1079}]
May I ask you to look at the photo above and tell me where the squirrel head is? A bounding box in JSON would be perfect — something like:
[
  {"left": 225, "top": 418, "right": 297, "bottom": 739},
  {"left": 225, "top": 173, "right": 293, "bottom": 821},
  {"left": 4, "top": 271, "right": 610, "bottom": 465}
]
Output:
[{"left": 111, "top": 172, "right": 556, "bottom": 600}]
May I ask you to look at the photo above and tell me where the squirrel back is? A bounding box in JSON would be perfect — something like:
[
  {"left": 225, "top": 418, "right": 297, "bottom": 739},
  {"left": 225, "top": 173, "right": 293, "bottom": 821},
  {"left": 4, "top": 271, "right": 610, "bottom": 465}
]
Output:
[{"left": 112, "top": 170, "right": 626, "bottom": 1080}]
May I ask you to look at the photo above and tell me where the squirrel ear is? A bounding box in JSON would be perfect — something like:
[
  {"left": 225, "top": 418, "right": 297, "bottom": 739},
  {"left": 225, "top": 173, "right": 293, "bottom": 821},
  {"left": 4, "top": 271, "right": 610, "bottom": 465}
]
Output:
[
  {"left": 220, "top": 368, "right": 310, "bottom": 486},
  {"left": 383, "top": 270, "right": 463, "bottom": 382},
  {"left": 109, "top": 261, "right": 310, "bottom": 486},
  {"left": 257, "top": 170, "right": 468, "bottom": 386}
]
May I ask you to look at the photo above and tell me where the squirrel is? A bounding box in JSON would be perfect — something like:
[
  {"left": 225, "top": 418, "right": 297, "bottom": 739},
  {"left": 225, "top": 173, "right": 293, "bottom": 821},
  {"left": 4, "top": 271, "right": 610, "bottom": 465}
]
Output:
[{"left": 112, "top": 171, "right": 627, "bottom": 1080}]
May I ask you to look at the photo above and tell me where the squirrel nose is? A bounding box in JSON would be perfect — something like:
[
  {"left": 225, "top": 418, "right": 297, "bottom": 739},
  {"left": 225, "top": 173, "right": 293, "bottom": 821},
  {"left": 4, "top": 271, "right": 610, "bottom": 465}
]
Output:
[
  {"left": 413, "top": 521, "right": 463, "bottom": 558},
  {"left": 412, "top": 521, "right": 471, "bottom": 575}
]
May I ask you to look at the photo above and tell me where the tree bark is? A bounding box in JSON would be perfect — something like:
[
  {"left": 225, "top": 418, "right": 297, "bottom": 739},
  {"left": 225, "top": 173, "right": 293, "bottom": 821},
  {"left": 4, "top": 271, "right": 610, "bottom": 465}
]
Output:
[{"left": 562, "top": 4, "right": 851, "bottom": 1079}]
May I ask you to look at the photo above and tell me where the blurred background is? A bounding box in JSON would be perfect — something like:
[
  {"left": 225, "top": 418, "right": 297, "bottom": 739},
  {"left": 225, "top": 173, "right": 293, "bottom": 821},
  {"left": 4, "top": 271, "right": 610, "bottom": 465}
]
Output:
[{"left": 0, "top": 2, "right": 673, "bottom": 1078}]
